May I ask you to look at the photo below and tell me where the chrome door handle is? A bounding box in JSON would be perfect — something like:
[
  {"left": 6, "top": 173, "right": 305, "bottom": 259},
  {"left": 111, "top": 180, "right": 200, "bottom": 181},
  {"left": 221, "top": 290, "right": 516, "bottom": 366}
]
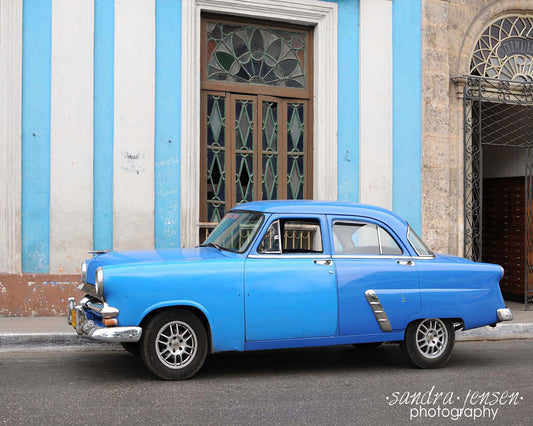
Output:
[
  {"left": 397, "top": 260, "right": 414, "bottom": 266},
  {"left": 313, "top": 259, "right": 332, "bottom": 265}
]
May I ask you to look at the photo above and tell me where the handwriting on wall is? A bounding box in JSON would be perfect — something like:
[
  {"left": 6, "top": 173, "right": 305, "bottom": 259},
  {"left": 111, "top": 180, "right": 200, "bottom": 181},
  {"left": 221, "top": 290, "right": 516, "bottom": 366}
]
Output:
[{"left": 121, "top": 151, "right": 145, "bottom": 176}]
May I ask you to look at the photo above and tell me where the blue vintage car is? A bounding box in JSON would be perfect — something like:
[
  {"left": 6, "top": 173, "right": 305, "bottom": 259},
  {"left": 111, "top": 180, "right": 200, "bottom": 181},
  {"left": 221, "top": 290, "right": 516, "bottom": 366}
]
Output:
[{"left": 68, "top": 201, "right": 513, "bottom": 380}]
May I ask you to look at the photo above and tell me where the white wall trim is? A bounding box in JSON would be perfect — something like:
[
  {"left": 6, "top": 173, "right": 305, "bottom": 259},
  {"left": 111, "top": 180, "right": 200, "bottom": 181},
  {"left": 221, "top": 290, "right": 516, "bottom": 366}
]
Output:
[
  {"left": 359, "top": 0, "right": 393, "bottom": 210},
  {"left": 181, "top": 0, "right": 338, "bottom": 247},
  {"left": 50, "top": 0, "right": 94, "bottom": 273},
  {"left": 0, "top": 0, "right": 23, "bottom": 273},
  {"left": 113, "top": 0, "right": 155, "bottom": 250}
]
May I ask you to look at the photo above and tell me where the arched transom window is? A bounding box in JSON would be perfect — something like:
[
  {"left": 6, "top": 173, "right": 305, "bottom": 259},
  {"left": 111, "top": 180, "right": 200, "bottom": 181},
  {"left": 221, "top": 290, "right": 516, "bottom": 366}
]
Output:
[{"left": 470, "top": 15, "right": 533, "bottom": 81}]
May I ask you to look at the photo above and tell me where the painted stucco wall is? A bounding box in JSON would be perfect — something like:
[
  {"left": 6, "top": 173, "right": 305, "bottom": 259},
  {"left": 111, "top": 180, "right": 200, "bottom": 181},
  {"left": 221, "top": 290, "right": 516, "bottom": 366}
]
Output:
[{"left": 1, "top": 0, "right": 422, "bottom": 315}]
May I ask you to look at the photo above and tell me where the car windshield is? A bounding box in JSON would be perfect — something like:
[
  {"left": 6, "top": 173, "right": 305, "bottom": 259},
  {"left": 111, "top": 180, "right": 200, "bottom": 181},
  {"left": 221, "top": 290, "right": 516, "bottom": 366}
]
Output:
[
  {"left": 201, "top": 211, "right": 264, "bottom": 253},
  {"left": 407, "top": 225, "right": 433, "bottom": 257}
]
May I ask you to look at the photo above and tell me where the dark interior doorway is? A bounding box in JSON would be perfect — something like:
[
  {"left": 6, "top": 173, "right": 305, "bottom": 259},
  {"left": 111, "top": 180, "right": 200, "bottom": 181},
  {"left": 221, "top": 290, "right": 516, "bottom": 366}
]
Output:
[
  {"left": 464, "top": 77, "right": 533, "bottom": 310},
  {"left": 482, "top": 147, "right": 526, "bottom": 300}
]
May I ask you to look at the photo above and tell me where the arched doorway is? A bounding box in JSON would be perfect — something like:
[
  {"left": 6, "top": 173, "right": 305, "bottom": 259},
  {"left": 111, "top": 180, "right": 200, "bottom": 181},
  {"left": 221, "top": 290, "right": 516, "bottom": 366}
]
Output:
[{"left": 464, "top": 16, "right": 533, "bottom": 309}]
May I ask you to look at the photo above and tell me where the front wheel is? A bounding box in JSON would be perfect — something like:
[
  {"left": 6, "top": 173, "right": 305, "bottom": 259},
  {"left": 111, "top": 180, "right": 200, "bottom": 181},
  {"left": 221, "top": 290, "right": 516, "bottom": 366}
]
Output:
[
  {"left": 140, "top": 309, "right": 208, "bottom": 380},
  {"left": 400, "top": 318, "right": 454, "bottom": 369}
]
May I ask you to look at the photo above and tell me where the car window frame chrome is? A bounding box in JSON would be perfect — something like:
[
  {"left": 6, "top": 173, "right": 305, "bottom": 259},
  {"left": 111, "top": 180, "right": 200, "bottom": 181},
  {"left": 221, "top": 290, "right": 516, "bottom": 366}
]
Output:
[
  {"left": 330, "top": 219, "right": 406, "bottom": 257},
  {"left": 249, "top": 214, "right": 330, "bottom": 257},
  {"left": 257, "top": 219, "right": 282, "bottom": 255},
  {"left": 406, "top": 225, "right": 435, "bottom": 259}
]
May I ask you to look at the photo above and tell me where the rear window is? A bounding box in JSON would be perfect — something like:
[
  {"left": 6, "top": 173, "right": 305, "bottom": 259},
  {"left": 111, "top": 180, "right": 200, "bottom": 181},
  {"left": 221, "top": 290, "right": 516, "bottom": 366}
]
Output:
[
  {"left": 333, "top": 222, "right": 403, "bottom": 255},
  {"left": 407, "top": 226, "right": 433, "bottom": 257}
]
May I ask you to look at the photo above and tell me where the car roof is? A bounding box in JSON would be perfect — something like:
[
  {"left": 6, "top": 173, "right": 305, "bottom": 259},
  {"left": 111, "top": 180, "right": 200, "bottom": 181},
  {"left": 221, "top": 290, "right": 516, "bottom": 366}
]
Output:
[{"left": 231, "top": 200, "right": 408, "bottom": 227}]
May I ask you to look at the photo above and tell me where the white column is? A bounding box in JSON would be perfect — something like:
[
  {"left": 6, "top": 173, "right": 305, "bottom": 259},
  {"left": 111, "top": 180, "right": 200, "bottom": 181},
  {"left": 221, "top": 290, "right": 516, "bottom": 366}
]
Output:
[
  {"left": 359, "top": 0, "right": 393, "bottom": 209},
  {"left": 0, "top": 0, "right": 23, "bottom": 274},
  {"left": 50, "top": 0, "right": 94, "bottom": 273},
  {"left": 114, "top": 0, "right": 155, "bottom": 250}
]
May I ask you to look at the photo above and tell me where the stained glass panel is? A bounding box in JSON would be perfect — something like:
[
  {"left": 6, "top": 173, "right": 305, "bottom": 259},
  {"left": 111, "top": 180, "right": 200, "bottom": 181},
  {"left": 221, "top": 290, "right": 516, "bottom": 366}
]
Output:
[
  {"left": 262, "top": 101, "right": 279, "bottom": 200},
  {"left": 234, "top": 99, "right": 255, "bottom": 204},
  {"left": 236, "top": 154, "right": 254, "bottom": 203},
  {"left": 287, "top": 103, "right": 305, "bottom": 199},
  {"left": 235, "top": 100, "right": 254, "bottom": 150},
  {"left": 206, "top": 22, "right": 306, "bottom": 88},
  {"left": 206, "top": 95, "right": 226, "bottom": 222}
]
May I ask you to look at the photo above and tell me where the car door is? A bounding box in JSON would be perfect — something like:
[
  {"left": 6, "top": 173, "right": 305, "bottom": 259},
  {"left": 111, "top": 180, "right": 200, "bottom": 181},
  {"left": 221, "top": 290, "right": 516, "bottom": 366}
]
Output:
[
  {"left": 244, "top": 215, "right": 338, "bottom": 341},
  {"left": 330, "top": 217, "right": 421, "bottom": 335}
]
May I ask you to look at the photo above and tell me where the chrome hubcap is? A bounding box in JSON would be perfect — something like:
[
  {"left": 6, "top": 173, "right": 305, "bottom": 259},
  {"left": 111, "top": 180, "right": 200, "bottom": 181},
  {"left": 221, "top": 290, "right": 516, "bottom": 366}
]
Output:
[
  {"left": 415, "top": 319, "right": 448, "bottom": 359},
  {"left": 156, "top": 321, "right": 197, "bottom": 369}
]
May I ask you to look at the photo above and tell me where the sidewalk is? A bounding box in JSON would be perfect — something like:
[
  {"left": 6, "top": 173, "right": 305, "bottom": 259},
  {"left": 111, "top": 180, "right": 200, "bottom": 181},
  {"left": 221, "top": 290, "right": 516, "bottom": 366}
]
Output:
[{"left": 1, "top": 300, "right": 532, "bottom": 351}]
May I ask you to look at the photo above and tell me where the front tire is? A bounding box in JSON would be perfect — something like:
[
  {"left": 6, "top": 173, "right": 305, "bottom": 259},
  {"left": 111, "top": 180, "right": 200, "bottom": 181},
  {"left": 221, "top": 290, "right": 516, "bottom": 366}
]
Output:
[
  {"left": 400, "top": 318, "right": 454, "bottom": 369},
  {"left": 140, "top": 309, "right": 208, "bottom": 380}
]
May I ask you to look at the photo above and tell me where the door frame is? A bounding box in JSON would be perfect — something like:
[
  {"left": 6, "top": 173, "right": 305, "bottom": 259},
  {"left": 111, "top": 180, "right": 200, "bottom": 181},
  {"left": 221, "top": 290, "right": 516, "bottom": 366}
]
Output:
[{"left": 180, "top": 0, "right": 338, "bottom": 248}]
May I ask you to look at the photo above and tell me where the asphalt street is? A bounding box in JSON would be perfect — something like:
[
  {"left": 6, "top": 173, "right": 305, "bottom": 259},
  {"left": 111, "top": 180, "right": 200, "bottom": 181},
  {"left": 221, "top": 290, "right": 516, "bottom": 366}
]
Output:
[{"left": 1, "top": 340, "right": 532, "bottom": 425}]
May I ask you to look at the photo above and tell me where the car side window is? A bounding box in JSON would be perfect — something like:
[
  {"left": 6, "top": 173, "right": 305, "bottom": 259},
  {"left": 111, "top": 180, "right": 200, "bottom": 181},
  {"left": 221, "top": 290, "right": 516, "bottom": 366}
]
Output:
[
  {"left": 333, "top": 222, "right": 402, "bottom": 255},
  {"left": 258, "top": 219, "right": 323, "bottom": 254}
]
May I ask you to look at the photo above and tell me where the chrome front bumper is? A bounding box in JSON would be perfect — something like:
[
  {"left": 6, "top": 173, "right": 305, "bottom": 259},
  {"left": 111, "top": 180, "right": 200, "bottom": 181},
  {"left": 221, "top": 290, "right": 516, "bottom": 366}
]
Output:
[
  {"left": 67, "top": 297, "right": 142, "bottom": 343},
  {"left": 497, "top": 307, "right": 514, "bottom": 322}
]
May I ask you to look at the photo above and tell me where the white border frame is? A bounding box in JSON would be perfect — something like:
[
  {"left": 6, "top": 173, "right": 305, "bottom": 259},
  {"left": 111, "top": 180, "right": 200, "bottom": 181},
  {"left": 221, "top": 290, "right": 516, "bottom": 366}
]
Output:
[
  {"left": 0, "top": 0, "right": 22, "bottom": 273},
  {"left": 181, "top": 0, "right": 338, "bottom": 247}
]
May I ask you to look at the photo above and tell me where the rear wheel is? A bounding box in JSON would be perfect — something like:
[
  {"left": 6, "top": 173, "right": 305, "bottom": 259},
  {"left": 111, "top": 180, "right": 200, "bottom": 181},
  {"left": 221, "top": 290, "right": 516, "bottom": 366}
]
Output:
[
  {"left": 140, "top": 309, "right": 208, "bottom": 380},
  {"left": 400, "top": 318, "right": 454, "bottom": 368}
]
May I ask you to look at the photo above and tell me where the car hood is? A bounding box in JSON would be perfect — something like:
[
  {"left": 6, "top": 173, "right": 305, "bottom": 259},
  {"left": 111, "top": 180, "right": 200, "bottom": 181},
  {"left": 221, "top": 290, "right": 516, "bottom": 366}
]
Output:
[{"left": 85, "top": 247, "right": 229, "bottom": 284}]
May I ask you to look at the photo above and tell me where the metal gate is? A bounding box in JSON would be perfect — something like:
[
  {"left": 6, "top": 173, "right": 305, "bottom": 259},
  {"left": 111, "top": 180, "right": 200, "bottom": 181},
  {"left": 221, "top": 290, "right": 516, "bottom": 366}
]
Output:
[{"left": 464, "top": 76, "right": 533, "bottom": 309}]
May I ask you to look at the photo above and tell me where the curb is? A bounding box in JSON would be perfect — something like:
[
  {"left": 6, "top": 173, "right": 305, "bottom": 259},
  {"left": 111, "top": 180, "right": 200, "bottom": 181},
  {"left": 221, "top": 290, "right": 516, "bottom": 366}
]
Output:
[
  {"left": 0, "top": 333, "right": 122, "bottom": 352},
  {"left": 1, "top": 323, "right": 533, "bottom": 351},
  {"left": 456, "top": 323, "right": 533, "bottom": 341}
]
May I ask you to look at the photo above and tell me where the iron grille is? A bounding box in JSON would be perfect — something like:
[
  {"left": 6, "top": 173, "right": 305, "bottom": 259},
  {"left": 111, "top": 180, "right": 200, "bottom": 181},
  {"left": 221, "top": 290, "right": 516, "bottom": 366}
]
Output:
[{"left": 464, "top": 76, "right": 533, "bottom": 310}]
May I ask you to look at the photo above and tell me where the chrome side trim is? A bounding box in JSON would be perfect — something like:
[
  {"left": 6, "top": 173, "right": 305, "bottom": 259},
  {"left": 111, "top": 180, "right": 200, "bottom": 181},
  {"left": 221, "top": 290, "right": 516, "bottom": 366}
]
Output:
[
  {"left": 247, "top": 254, "right": 330, "bottom": 260},
  {"left": 333, "top": 254, "right": 411, "bottom": 260},
  {"left": 497, "top": 308, "right": 513, "bottom": 322},
  {"left": 333, "top": 254, "right": 434, "bottom": 261},
  {"left": 365, "top": 290, "right": 393, "bottom": 332}
]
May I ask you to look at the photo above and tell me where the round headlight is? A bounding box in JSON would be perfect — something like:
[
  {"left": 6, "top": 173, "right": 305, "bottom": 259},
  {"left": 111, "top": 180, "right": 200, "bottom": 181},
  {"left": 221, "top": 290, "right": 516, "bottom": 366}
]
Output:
[
  {"left": 95, "top": 267, "right": 104, "bottom": 297},
  {"left": 81, "top": 261, "right": 87, "bottom": 283}
]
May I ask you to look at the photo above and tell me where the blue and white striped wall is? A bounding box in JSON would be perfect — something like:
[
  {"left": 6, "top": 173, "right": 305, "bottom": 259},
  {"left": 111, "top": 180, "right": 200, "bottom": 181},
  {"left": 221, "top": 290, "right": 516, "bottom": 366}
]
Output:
[
  {"left": 3, "top": 0, "right": 421, "bottom": 275},
  {"left": 20, "top": 0, "right": 182, "bottom": 274},
  {"left": 336, "top": 0, "right": 421, "bottom": 229}
]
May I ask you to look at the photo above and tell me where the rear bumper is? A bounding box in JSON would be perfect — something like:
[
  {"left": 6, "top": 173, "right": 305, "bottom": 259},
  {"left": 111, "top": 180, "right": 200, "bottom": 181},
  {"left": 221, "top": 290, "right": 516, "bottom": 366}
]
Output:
[
  {"left": 67, "top": 297, "right": 142, "bottom": 343},
  {"left": 497, "top": 307, "right": 514, "bottom": 322}
]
